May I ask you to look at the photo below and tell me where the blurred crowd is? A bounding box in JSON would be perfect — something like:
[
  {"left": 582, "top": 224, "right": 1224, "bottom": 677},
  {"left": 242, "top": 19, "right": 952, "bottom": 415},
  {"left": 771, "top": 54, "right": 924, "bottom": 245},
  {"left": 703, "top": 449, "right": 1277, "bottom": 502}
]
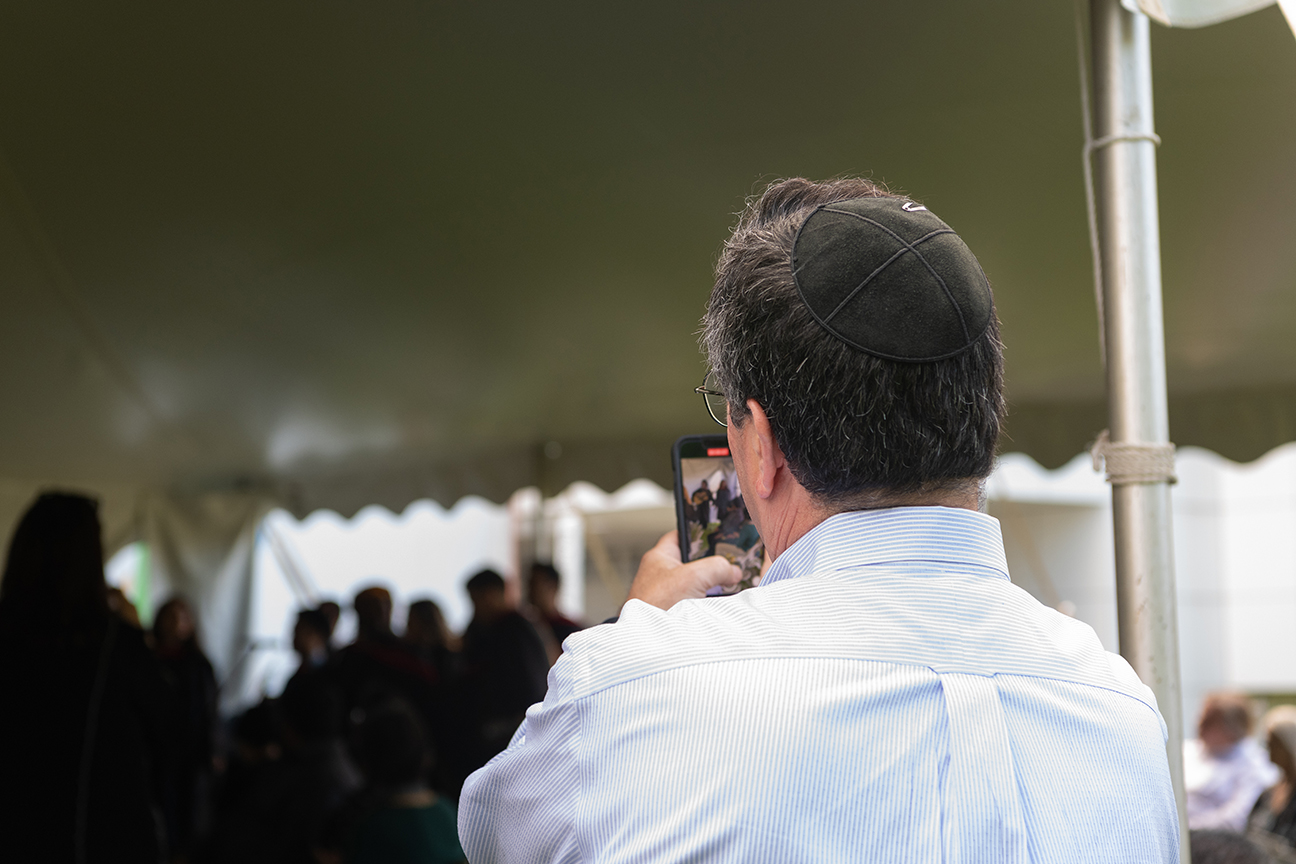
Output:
[
  {"left": 0, "top": 492, "right": 583, "bottom": 864},
  {"left": 14, "top": 488, "right": 1296, "bottom": 864}
]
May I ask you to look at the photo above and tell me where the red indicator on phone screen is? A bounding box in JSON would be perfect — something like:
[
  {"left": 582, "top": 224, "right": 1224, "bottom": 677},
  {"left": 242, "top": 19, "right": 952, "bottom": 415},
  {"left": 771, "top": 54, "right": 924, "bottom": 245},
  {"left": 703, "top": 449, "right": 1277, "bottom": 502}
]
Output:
[{"left": 706, "top": 447, "right": 730, "bottom": 457}]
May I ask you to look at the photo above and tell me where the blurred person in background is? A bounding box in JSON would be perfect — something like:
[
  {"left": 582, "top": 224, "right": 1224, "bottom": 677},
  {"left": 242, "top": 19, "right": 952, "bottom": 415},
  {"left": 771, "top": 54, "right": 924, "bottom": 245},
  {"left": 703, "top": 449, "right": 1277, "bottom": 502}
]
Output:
[
  {"left": 714, "top": 478, "right": 732, "bottom": 520},
  {"left": 1186, "top": 692, "right": 1279, "bottom": 831},
  {"left": 107, "top": 585, "right": 143, "bottom": 629},
  {"left": 154, "top": 595, "right": 221, "bottom": 861},
  {"left": 461, "top": 569, "right": 548, "bottom": 767},
  {"left": 319, "top": 698, "right": 465, "bottom": 864},
  {"left": 526, "top": 563, "right": 583, "bottom": 648},
  {"left": 330, "top": 585, "right": 464, "bottom": 800},
  {"left": 318, "top": 600, "right": 342, "bottom": 645},
  {"left": 0, "top": 492, "right": 171, "bottom": 863},
  {"left": 331, "top": 586, "right": 439, "bottom": 720},
  {"left": 1248, "top": 705, "right": 1296, "bottom": 862},
  {"left": 277, "top": 675, "right": 362, "bottom": 863},
  {"left": 404, "top": 597, "right": 457, "bottom": 679},
  {"left": 690, "top": 479, "right": 713, "bottom": 525},
  {"left": 207, "top": 675, "right": 361, "bottom": 864},
  {"left": 202, "top": 700, "right": 283, "bottom": 863},
  {"left": 208, "top": 699, "right": 282, "bottom": 823},
  {"left": 401, "top": 597, "right": 474, "bottom": 801},
  {"left": 1191, "top": 829, "right": 1277, "bottom": 864},
  {"left": 286, "top": 607, "right": 333, "bottom": 692}
]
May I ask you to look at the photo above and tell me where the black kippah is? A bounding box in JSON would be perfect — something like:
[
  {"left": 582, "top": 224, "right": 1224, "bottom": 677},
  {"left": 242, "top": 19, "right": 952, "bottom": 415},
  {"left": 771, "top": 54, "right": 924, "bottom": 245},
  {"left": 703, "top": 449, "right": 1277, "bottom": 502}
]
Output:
[{"left": 790, "top": 197, "right": 993, "bottom": 362}]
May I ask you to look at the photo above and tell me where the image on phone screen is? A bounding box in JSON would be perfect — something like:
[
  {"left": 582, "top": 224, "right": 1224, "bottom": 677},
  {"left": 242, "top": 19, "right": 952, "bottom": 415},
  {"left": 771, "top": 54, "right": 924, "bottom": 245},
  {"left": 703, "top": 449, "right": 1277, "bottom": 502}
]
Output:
[{"left": 675, "top": 438, "right": 764, "bottom": 594}]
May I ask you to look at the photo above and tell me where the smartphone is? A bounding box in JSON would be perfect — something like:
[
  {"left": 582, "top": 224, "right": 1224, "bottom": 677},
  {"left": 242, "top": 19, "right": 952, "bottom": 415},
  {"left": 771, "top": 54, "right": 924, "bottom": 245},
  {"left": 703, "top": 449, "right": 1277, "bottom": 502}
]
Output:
[{"left": 672, "top": 435, "right": 765, "bottom": 595}]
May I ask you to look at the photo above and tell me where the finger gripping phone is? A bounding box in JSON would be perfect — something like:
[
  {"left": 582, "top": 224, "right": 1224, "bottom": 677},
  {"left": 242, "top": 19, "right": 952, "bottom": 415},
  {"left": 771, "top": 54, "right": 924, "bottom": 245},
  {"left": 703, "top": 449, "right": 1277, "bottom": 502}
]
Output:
[{"left": 672, "top": 435, "right": 765, "bottom": 595}]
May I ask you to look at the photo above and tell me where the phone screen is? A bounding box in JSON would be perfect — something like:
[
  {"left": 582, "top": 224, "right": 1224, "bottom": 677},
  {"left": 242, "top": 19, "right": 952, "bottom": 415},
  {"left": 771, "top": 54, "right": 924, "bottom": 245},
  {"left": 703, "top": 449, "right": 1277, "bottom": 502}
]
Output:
[{"left": 673, "top": 436, "right": 765, "bottom": 595}]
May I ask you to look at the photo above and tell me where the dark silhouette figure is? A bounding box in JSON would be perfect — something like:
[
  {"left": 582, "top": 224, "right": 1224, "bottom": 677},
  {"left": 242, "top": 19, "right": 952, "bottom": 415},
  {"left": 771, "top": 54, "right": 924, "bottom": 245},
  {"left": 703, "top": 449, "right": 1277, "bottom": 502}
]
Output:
[
  {"left": 330, "top": 587, "right": 438, "bottom": 720},
  {"left": 317, "top": 600, "right": 341, "bottom": 645},
  {"left": 285, "top": 607, "right": 332, "bottom": 693},
  {"left": 154, "top": 595, "right": 220, "bottom": 860},
  {"left": 690, "top": 480, "right": 714, "bottom": 525},
  {"left": 714, "top": 479, "right": 732, "bottom": 523},
  {"left": 107, "top": 586, "right": 143, "bottom": 629},
  {"left": 323, "top": 699, "right": 466, "bottom": 864},
  {"left": 329, "top": 586, "right": 467, "bottom": 797},
  {"left": 205, "top": 676, "right": 361, "bottom": 864},
  {"left": 717, "top": 500, "right": 744, "bottom": 543},
  {"left": 527, "top": 563, "right": 583, "bottom": 647},
  {"left": 208, "top": 698, "right": 283, "bottom": 838},
  {"left": 403, "top": 598, "right": 457, "bottom": 682},
  {"left": 0, "top": 492, "right": 171, "bottom": 863},
  {"left": 461, "top": 570, "right": 549, "bottom": 768}
]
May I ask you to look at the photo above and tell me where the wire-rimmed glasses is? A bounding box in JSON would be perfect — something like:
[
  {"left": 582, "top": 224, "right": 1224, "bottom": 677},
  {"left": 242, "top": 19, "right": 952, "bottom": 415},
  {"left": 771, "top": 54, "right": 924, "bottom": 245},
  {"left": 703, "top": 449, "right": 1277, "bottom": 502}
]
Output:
[{"left": 695, "top": 370, "right": 727, "bottom": 427}]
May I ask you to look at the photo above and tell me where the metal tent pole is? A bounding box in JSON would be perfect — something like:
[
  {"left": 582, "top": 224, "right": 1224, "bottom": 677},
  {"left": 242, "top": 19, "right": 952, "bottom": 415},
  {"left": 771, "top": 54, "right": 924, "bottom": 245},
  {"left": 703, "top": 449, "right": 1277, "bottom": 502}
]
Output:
[{"left": 1088, "top": 1, "right": 1189, "bottom": 860}]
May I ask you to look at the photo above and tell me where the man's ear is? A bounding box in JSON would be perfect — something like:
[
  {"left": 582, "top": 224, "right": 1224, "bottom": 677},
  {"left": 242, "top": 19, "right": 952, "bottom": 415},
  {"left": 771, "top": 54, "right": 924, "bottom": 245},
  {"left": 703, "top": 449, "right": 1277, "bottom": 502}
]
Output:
[{"left": 745, "top": 399, "right": 785, "bottom": 499}]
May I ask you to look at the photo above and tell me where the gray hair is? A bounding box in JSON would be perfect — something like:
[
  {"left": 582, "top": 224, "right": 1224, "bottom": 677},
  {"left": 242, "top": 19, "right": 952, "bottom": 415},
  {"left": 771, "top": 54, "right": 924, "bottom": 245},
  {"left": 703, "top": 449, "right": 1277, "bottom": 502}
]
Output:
[{"left": 701, "top": 178, "right": 1005, "bottom": 507}]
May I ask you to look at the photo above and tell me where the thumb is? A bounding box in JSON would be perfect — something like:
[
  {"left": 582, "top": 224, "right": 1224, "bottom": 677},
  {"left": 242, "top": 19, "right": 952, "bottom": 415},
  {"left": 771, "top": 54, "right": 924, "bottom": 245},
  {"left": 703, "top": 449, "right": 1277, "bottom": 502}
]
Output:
[{"left": 686, "top": 554, "right": 743, "bottom": 594}]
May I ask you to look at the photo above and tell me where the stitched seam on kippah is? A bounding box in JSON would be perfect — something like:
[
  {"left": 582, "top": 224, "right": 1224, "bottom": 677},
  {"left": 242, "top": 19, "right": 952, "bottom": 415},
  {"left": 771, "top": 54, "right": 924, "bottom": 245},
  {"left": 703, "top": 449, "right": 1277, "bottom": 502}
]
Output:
[
  {"left": 791, "top": 201, "right": 993, "bottom": 363},
  {"left": 821, "top": 228, "right": 956, "bottom": 325},
  {"left": 819, "top": 208, "right": 971, "bottom": 343}
]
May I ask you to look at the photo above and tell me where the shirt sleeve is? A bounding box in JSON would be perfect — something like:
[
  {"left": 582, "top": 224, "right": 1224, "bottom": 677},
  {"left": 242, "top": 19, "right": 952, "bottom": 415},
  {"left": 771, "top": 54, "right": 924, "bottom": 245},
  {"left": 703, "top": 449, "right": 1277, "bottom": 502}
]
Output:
[{"left": 457, "top": 669, "right": 583, "bottom": 863}]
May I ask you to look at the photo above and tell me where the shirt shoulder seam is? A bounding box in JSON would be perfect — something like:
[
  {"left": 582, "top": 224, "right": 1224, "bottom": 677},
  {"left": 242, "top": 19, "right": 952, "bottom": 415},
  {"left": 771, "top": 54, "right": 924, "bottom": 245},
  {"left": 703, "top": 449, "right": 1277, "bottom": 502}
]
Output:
[{"left": 558, "top": 652, "right": 1159, "bottom": 716}]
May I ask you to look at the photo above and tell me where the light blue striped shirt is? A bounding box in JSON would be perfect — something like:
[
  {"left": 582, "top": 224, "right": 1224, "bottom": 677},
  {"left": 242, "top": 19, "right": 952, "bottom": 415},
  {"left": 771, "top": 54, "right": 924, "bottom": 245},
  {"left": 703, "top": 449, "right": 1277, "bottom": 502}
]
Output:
[{"left": 459, "top": 506, "right": 1179, "bottom": 863}]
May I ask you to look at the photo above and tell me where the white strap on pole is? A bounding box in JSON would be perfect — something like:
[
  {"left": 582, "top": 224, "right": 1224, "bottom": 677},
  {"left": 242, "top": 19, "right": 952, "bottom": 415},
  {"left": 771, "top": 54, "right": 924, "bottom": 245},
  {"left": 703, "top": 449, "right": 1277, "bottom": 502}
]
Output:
[{"left": 1090, "top": 429, "right": 1178, "bottom": 485}]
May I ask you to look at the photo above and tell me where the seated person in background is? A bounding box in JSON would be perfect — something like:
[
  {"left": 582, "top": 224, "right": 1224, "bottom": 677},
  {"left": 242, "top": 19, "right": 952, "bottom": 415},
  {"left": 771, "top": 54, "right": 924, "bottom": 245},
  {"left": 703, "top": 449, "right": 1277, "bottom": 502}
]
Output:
[
  {"left": 1186, "top": 692, "right": 1278, "bottom": 831},
  {"left": 209, "top": 699, "right": 282, "bottom": 821},
  {"left": 337, "top": 698, "right": 466, "bottom": 864},
  {"left": 714, "top": 499, "right": 745, "bottom": 545},
  {"left": 527, "top": 563, "right": 583, "bottom": 647},
  {"left": 289, "top": 675, "right": 364, "bottom": 862},
  {"left": 216, "top": 675, "right": 361, "bottom": 864},
  {"left": 1247, "top": 705, "right": 1296, "bottom": 861},
  {"left": 1190, "top": 830, "right": 1275, "bottom": 864},
  {"left": 461, "top": 569, "right": 549, "bottom": 766},
  {"left": 204, "top": 700, "right": 286, "bottom": 864}
]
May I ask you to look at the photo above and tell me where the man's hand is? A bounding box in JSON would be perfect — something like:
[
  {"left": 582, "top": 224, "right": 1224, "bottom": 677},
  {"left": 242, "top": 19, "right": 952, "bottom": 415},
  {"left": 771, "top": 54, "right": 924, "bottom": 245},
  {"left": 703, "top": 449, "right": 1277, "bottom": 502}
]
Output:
[{"left": 625, "top": 531, "right": 742, "bottom": 611}]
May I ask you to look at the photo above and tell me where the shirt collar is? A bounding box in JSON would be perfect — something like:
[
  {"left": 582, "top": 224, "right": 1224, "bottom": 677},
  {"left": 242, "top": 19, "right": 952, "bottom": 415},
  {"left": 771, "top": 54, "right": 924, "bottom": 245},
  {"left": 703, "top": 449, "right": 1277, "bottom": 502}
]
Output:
[{"left": 760, "top": 506, "right": 1009, "bottom": 587}]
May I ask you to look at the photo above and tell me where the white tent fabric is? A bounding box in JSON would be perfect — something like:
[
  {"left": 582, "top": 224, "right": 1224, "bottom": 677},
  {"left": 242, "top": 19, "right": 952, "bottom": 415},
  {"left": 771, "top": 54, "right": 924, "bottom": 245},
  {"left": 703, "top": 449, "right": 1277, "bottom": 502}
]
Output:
[
  {"left": 143, "top": 492, "right": 269, "bottom": 708},
  {"left": 1126, "top": 0, "right": 1295, "bottom": 29}
]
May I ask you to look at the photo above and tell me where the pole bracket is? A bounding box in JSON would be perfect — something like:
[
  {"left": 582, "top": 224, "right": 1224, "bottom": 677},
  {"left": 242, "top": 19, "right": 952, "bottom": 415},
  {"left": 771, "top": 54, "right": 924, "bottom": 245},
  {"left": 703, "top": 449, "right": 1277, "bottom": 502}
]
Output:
[{"left": 1090, "top": 429, "right": 1178, "bottom": 485}]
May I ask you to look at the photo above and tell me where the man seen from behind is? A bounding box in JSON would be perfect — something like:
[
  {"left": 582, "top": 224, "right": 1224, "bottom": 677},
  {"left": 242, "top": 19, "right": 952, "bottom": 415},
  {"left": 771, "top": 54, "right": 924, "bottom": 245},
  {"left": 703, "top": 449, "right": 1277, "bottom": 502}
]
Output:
[{"left": 458, "top": 177, "right": 1180, "bottom": 862}]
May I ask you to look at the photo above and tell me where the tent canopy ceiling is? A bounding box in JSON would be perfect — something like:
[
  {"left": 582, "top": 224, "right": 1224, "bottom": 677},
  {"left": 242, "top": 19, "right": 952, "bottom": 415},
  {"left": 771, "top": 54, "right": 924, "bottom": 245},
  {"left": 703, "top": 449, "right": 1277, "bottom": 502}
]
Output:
[{"left": 1, "top": 1, "right": 1294, "bottom": 515}]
